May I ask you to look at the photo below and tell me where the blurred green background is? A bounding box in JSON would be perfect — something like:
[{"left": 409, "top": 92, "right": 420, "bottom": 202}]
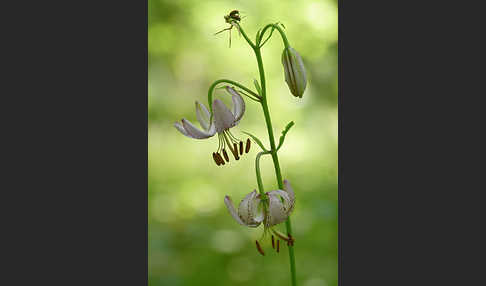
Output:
[{"left": 149, "top": 1, "right": 337, "bottom": 285}]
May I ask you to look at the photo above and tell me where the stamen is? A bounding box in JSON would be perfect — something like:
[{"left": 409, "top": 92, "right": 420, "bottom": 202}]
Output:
[
  {"left": 272, "top": 229, "right": 291, "bottom": 242},
  {"left": 245, "top": 138, "right": 251, "bottom": 153},
  {"left": 217, "top": 134, "right": 222, "bottom": 153},
  {"left": 222, "top": 132, "right": 238, "bottom": 160},
  {"left": 212, "top": 152, "right": 221, "bottom": 166},
  {"left": 222, "top": 149, "right": 229, "bottom": 162},
  {"left": 227, "top": 130, "right": 240, "bottom": 142},
  {"left": 233, "top": 143, "right": 240, "bottom": 160},
  {"left": 277, "top": 240, "right": 280, "bottom": 253},
  {"left": 271, "top": 235, "right": 275, "bottom": 249},
  {"left": 255, "top": 240, "right": 265, "bottom": 256},
  {"left": 288, "top": 234, "right": 294, "bottom": 246},
  {"left": 239, "top": 141, "right": 243, "bottom": 155},
  {"left": 216, "top": 152, "right": 225, "bottom": 165}
]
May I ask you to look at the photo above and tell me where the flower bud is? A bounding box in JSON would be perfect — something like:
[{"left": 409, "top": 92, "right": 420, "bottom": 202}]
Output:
[{"left": 281, "top": 47, "right": 307, "bottom": 98}]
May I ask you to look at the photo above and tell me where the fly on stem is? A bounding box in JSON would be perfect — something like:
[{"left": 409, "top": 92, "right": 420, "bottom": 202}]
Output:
[{"left": 214, "top": 10, "right": 246, "bottom": 48}]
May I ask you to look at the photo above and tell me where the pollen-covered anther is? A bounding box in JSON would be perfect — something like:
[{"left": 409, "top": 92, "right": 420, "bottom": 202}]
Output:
[
  {"left": 212, "top": 152, "right": 221, "bottom": 166},
  {"left": 245, "top": 138, "right": 251, "bottom": 153},
  {"left": 255, "top": 240, "right": 265, "bottom": 256},
  {"left": 232, "top": 143, "right": 240, "bottom": 160},
  {"left": 216, "top": 152, "right": 225, "bottom": 165},
  {"left": 222, "top": 149, "right": 230, "bottom": 162},
  {"left": 239, "top": 141, "right": 243, "bottom": 155}
]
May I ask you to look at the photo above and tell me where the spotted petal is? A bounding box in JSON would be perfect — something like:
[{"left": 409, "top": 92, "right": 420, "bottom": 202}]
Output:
[
  {"left": 237, "top": 190, "right": 263, "bottom": 227},
  {"left": 224, "top": 195, "right": 246, "bottom": 226},
  {"left": 212, "top": 99, "right": 236, "bottom": 133},
  {"left": 266, "top": 181, "right": 295, "bottom": 227},
  {"left": 283, "top": 179, "right": 295, "bottom": 205}
]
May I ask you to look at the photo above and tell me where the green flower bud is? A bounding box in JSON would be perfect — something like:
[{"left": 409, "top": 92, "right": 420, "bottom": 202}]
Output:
[{"left": 281, "top": 47, "right": 307, "bottom": 98}]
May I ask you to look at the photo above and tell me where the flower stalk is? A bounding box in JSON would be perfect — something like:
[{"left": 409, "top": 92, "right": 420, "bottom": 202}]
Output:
[{"left": 236, "top": 22, "right": 298, "bottom": 286}]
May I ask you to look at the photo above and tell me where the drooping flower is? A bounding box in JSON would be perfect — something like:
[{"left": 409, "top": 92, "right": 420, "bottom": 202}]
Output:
[
  {"left": 224, "top": 179, "right": 296, "bottom": 255},
  {"left": 282, "top": 46, "right": 307, "bottom": 98},
  {"left": 174, "top": 86, "right": 252, "bottom": 165}
]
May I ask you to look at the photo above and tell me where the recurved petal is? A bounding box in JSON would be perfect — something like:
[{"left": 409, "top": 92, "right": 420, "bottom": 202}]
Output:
[
  {"left": 266, "top": 191, "right": 293, "bottom": 227},
  {"left": 270, "top": 189, "right": 294, "bottom": 216},
  {"left": 225, "top": 86, "right": 245, "bottom": 124},
  {"left": 212, "top": 99, "right": 236, "bottom": 133},
  {"left": 283, "top": 179, "right": 295, "bottom": 202},
  {"left": 224, "top": 196, "right": 246, "bottom": 226},
  {"left": 174, "top": 121, "right": 190, "bottom": 137},
  {"left": 195, "top": 101, "right": 211, "bottom": 131},
  {"left": 181, "top": 118, "right": 216, "bottom": 139},
  {"left": 238, "top": 190, "right": 263, "bottom": 227}
]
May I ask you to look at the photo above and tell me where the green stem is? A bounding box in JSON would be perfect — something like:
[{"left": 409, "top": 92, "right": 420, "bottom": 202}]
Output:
[
  {"left": 259, "top": 23, "right": 290, "bottom": 48},
  {"left": 239, "top": 23, "right": 297, "bottom": 286},
  {"left": 207, "top": 79, "right": 260, "bottom": 110}
]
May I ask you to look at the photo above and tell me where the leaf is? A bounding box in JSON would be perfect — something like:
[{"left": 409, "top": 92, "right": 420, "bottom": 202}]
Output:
[
  {"left": 253, "top": 79, "right": 262, "bottom": 96},
  {"left": 277, "top": 121, "right": 295, "bottom": 151},
  {"left": 242, "top": 131, "right": 268, "bottom": 152},
  {"left": 259, "top": 26, "right": 275, "bottom": 48}
]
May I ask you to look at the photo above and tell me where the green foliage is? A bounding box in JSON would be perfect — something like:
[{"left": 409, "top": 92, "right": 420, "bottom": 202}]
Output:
[
  {"left": 242, "top": 131, "right": 268, "bottom": 152},
  {"left": 277, "top": 121, "right": 295, "bottom": 151}
]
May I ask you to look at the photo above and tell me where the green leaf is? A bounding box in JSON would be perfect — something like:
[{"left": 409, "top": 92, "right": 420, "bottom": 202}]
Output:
[
  {"left": 253, "top": 79, "right": 262, "bottom": 96},
  {"left": 259, "top": 26, "right": 275, "bottom": 48},
  {"left": 242, "top": 131, "right": 268, "bottom": 152},
  {"left": 277, "top": 121, "right": 295, "bottom": 151}
]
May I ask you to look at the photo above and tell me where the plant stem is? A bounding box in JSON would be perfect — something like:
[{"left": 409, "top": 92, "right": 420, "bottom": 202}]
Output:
[
  {"left": 236, "top": 22, "right": 297, "bottom": 286},
  {"left": 250, "top": 29, "right": 298, "bottom": 286}
]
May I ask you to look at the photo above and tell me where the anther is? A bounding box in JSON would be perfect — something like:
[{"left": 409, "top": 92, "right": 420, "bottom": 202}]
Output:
[
  {"left": 271, "top": 235, "right": 275, "bottom": 249},
  {"left": 232, "top": 143, "right": 240, "bottom": 160},
  {"left": 212, "top": 153, "right": 221, "bottom": 166},
  {"left": 216, "top": 152, "right": 225, "bottom": 165},
  {"left": 277, "top": 240, "right": 280, "bottom": 253},
  {"left": 239, "top": 141, "right": 243, "bottom": 155},
  {"left": 255, "top": 240, "right": 265, "bottom": 256},
  {"left": 245, "top": 138, "right": 251, "bottom": 153},
  {"left": 222, "top": 149, "right": 229, "bottom": 162}
]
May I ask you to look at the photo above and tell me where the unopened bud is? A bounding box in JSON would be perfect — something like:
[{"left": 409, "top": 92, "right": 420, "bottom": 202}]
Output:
[{"left": 282, "top": 47, "right": 307, "bottom": 98}]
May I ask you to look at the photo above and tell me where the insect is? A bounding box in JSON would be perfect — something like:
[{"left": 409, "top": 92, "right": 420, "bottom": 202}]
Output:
[
  {"left": 228, "top": 10, "right": 241, "bottom": 21},
  {"left": 214, "top": 10, "right": 246, "bottom": 48}
]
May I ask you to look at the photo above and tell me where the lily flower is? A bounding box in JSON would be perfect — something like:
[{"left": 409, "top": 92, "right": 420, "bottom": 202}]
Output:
[
  {"left": 224, "top": 179, "right": 296, "bottom": 255},
  {"left": 174, "top": 86, "right": 252, "bottom": 166}
]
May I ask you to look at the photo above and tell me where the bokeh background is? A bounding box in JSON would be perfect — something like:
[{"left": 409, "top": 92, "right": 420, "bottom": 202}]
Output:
[{"left": 149, "top": 1, "right": 337, "bottom": 285}]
